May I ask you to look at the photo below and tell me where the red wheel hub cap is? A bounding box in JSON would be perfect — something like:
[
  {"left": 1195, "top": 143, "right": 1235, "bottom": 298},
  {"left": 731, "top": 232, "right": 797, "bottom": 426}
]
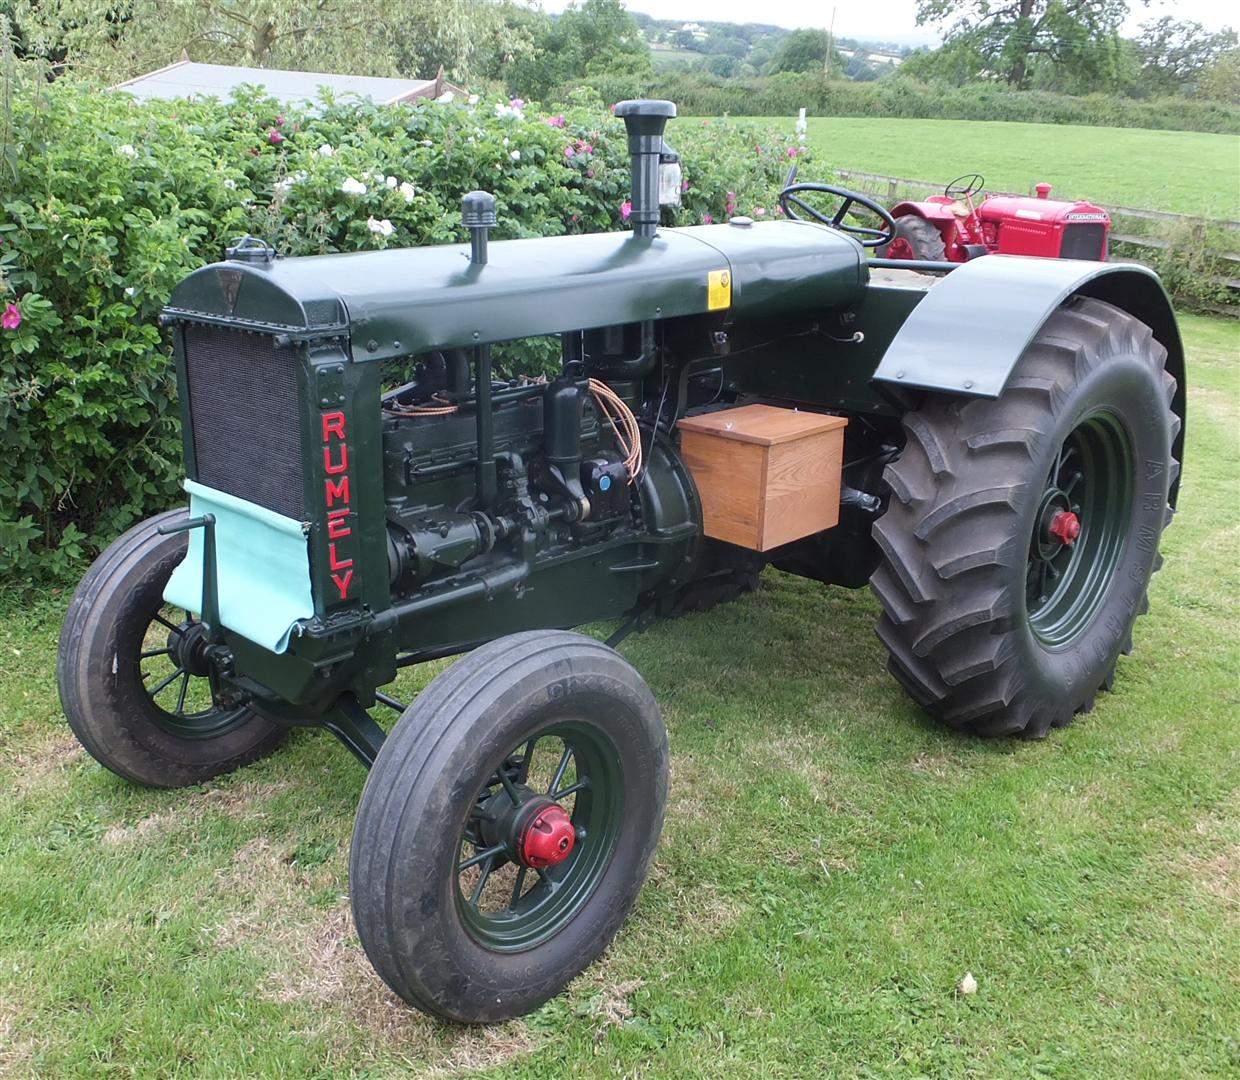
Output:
[
  {"left": 1048, "top": 510, "right": 1081, "bottom": 546},
  {"left": 518, "top": 805, "right": 576, "bottom": 869}
]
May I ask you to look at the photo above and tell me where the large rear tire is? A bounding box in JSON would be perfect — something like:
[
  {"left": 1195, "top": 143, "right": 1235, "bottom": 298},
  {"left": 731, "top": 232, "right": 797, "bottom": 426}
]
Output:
[
  {"left": 350, "top": 630, "right": 668, "bottom": 1023},
  {"left": 870, "top": 297, "right": 1179, "bottom": 737},
  {"left": 879, "top": 215, "right": 947, "bottom": 261},
  {"left": 57, "top": 512, "right": 285, "bottom": 787}
]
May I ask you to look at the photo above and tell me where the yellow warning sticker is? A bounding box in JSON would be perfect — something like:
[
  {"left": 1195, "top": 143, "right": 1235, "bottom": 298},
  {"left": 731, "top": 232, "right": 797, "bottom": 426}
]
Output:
[{"left": 707, "top": 269, "right": 732, "bottom": 311}]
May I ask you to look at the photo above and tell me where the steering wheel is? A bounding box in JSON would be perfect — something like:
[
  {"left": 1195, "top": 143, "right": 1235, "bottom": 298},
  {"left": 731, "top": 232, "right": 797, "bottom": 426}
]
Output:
[
  {"left": 780, "top": 174, "right": 896, "bottom": 249},
  {"left": 945, "top": 173, "right": 984, "bottom": 199}
]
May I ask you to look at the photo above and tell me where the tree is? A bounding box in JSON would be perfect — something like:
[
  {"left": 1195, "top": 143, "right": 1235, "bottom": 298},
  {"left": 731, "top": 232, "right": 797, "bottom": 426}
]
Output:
[
  {"left": 1135, "top": 17, "right": 1238, "bottom": 96},
  {"left": 2, "top": 0, "right": 530, "bottom": 83},
  {"left": 767, "top": 29, "right": 843, "bottom": 75},
  {"left": 915, "top": 0, "right": 1129, "bottom": 89},
  {"left": 505, "top": 0, "right": 652, "bottom": 101},
  {"left": 1197, "top": 46, "right": 1240, "bottom": 102}
]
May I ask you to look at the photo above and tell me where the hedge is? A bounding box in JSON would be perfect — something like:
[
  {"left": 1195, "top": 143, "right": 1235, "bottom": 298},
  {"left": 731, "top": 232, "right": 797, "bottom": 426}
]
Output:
[
  {"left": 0, "top": 83, "right": 811, "bottom": 583},
  {"left": 642, "top": 73, "right": 1240, "bottom": 136}
]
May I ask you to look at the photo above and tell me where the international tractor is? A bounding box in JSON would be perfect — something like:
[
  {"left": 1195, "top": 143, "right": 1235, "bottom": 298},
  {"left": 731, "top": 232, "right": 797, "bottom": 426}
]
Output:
[
  {"left": 877, "top": 172, "right": 1112, "bottom": 264},
  {"left": 59, "top": 102, "right": 1183, "bottom": 1024}
]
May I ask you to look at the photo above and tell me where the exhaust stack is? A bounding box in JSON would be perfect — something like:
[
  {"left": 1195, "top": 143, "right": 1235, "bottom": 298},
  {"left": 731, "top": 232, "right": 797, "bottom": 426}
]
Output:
[{"left": 614, "top": 99, "right": 676, "bottom": 239}]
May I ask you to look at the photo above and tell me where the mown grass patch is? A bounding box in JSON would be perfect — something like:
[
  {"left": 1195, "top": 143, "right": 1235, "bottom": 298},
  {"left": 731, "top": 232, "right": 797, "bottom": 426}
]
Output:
[
  {"left": 727, "top": 116, "right": 1240, "bottom": 218},
  {"left": 1, "top": 316, "right": 1236, "bottom": 1078}
]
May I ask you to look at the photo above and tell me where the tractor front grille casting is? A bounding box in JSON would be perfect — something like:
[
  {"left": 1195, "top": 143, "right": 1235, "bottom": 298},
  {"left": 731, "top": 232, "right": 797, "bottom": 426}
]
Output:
[
  {"left": 1061, "top": 223, "right": 1107, "bottom": 260},
  {"left": 182, "top": 323, "right": 305, "bottom": 520}
]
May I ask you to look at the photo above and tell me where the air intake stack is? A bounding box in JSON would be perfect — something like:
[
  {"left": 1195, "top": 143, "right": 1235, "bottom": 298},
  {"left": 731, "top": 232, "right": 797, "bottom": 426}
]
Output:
[{"left": 614, "top": 99, "right": 677, "bottom": 239}]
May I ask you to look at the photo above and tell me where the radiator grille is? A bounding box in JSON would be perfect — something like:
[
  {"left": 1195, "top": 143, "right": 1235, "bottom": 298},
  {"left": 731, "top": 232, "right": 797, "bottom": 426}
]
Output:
[
  {"left": 1061, "top": 223, "right": 1106, "bottom": 261},
  {"left": 183, "top": 324, "right": 305, "bottom": 520}
]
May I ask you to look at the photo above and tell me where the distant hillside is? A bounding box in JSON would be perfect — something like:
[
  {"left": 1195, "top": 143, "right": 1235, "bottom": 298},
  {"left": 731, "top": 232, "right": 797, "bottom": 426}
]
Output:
[{"left": 629, "top": 11, "right": 914, "bottom": 81}]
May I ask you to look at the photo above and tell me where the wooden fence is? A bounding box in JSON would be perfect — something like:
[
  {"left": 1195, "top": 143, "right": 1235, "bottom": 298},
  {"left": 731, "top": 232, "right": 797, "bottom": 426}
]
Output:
[{"left": 835, "top": 169, "right": 1240, "bottom": 315}]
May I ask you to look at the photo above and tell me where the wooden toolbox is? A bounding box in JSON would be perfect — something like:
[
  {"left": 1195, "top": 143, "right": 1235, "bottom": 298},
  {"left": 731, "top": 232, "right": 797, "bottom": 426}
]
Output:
[{"left": 677, "top": 404, "right": 847, "bottom": 552}]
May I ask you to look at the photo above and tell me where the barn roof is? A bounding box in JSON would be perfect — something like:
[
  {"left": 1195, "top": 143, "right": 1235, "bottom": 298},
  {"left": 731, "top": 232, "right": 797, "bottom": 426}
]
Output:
[{"left": 112, "top": 60, "right": 446, "bottom": 107}]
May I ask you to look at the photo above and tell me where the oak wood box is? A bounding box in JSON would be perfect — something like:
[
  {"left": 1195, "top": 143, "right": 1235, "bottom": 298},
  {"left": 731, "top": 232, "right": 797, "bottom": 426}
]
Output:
[{"left": 677, "top": 404, "right": 848, "bottom": 552}]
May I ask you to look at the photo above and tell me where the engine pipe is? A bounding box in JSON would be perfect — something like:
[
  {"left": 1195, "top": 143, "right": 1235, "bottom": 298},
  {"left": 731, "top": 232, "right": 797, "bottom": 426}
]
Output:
[{"left": 614, "top": 100, "right": 677, "bottom": 240}]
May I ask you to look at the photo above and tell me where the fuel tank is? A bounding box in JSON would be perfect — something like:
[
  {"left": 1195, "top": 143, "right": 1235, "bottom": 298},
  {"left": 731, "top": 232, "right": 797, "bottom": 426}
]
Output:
[{"left": 165, "top": 220, "right": 867, "bottom": 362}]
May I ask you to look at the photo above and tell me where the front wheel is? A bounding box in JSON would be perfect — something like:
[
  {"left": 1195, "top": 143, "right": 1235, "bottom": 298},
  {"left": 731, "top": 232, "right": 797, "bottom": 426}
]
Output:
[
  {"left": 870, "top": 297, "right": 1179, "bottom": 737},
  {"left": 349, "top": 630, "right": 668, "bottom": 1023},
  {"left": 57, "top": 511, "right": 285, "bottom": 787}
]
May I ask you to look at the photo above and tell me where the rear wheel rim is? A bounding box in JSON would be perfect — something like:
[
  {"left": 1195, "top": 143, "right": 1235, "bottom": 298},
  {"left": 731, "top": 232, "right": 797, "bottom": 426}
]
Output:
[
  {"left": 455, "top": 720, "right": 624, "bottom": 952},
  {"left": 1026, "top": 410, "right": 1134, "bottom": 647}
]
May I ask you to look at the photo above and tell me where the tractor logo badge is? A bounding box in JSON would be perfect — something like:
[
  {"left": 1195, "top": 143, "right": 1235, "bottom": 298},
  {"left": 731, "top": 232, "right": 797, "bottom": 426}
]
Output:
[
  {"left": 321, "top": 410, "right": 355, "bottom": 601},
  {"left": 216, "top": 268, "right": 244, "bottom": 313}
]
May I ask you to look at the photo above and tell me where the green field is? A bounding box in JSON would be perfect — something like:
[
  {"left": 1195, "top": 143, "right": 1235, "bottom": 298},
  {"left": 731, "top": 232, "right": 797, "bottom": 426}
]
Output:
[
  {"left": 737, "top": 116, "right": 1240, "bottom": 218},
  {"left": 1, "top": 315, "right": 1237, "bottom": 1077}
]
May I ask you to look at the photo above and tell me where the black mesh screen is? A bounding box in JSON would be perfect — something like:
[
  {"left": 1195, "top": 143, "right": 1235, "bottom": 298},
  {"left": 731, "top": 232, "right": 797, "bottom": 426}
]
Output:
[
  {"left": 1061, "top": 224, "right": 1106, "bottom": 261},
  {"left": 183, "top": 323, "right": 305, "bottom": 520}
]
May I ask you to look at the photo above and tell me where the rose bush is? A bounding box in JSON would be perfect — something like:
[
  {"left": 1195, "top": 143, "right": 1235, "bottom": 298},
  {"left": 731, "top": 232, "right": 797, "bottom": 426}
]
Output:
[{"left": 0, "top": 82, "right": 812, "bottom": 583}]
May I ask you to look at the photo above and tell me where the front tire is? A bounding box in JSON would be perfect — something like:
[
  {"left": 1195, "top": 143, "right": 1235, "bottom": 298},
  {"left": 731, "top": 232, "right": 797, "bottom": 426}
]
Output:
[
  {"left": 350, "top": 630, "right": 668, "bottom": 1023},
  {"left": 57, "top": 511, "right": 285, "bottom": 787},
  {"left": 870, "top": 297, "right": 1179, "bottom": 737}
]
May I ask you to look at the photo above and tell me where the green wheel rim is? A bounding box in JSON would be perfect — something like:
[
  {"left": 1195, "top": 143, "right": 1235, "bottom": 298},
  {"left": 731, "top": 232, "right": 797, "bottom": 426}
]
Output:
[
  {"left": 455, "top": 718, "right": 624, "bottom": 952},
  {"left": 1026, "top": 410, "right": 1134, "bottom": 647},
  {"left": 139, "top": 604, "right": 249, "bottom": 740}
]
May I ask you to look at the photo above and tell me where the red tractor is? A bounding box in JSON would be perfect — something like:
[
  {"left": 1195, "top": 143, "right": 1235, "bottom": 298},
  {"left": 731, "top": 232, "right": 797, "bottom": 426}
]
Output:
[{"left": 879, "top": 173, "right": 1111, "bottom": 264}]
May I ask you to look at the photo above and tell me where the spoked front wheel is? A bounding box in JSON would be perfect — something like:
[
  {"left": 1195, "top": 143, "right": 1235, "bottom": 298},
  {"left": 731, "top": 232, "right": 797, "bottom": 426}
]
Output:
[
  {"left": 57, "top": 511, "right": 285, "bottom": 787},
  {"left": 350, "top": 630, "right": 668, "bottom": 1023}
]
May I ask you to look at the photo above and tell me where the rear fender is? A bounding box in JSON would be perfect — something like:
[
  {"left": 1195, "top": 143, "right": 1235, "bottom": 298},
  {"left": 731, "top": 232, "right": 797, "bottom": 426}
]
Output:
[
  {"left": 873, "top": 255, "right": 1185, "bottom": 506},
  {"left": 890, "top": 200, "right": 956, "bottom": 225}
]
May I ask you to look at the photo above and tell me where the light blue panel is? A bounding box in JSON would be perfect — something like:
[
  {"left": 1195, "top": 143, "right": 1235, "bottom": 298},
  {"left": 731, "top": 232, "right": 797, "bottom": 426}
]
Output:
[{"left": 163, "top": 480, "right": 314, "bottom": 653}]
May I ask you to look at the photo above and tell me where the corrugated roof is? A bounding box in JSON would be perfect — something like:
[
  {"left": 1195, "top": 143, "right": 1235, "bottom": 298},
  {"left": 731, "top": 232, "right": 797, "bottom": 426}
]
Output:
[{"left": 112, "top": 60, "right": 442, "bottom": 106}]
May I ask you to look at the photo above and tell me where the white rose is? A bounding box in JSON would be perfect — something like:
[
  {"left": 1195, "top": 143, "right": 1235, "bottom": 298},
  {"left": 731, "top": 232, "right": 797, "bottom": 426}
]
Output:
[
  {"left": 222, "top": 178, "right": 237, "bottom": 190},
  {"left": 117, "top": 144, "right": 137, "bottom": 158},
  {"left": 340, "top": 177, "right": 367, "bottom": 196},
  {"left": 366, "top": 217, "right": 395, "bottom": 238},
  {"left": 510, "top": 149, "right": 521, "bottom": 161},
  {"left": 318, "top": 143, "right": 333, "bottom": 157},
  {"left": 436, "top": 91, "right": 455, "bottom": 103},
  {"left": 467, "top": 94, "right": 480, "bottom": 105},
  {"left": 385, "top": 175, "right": 397, "bottom": 189},
  {"left": 399, "top": 181, "right": 416, "bottom": 203}
]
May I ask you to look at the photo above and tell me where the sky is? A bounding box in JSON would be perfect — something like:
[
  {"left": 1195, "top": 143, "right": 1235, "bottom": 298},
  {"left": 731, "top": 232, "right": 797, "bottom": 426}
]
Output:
[{"left": 533, "top": 0, "right": 1238, "bottom": 47}]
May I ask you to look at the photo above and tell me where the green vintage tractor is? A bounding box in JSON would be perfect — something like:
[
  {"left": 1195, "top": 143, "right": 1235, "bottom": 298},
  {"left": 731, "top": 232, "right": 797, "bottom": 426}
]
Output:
[{"left": 58, "top": 101, "right": 1184, "bottom": 1023}]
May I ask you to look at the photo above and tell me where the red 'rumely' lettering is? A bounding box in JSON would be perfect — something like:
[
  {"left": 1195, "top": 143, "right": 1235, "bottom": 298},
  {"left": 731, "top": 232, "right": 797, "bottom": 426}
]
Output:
[
  {"left": 326, "top": 508, "right": 351, "bottom": 539},
  {"left": 321, "top": 411, "right": 346, "bottom": 442},
  {"left": 325, "top": 476, "right": 349, "bottom": 507},
  {"left": 328, "top": 543, "right": 353, "bottom": 571},
  {"left": 321, "top": 409, "right": 355, "bottom": 600},
  {"left": 323, "top": 443, "right": 348, "bottom": 475},
  {"left": 332, "top": 570, "right": 353, "bottom": 599}
]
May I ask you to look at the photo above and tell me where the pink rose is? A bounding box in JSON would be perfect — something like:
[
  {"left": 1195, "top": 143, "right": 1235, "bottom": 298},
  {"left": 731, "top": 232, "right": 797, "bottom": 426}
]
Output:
[
  {"left": 275, "top": 115, "right": 285, "bottom": 126},
  {"left": 755, "top": 207, "right": 766, "bottom": 217},
  {"left": 510, "top": 97, "right": 525, "bottom": 109},
  {"left": 681, "top": 179, "right": 690, "bottom": 192},
  {"left": 787, "top": 147, "right": 797, "bottom": 158},
  {"left": 545, "top": 115, "right": 566, "bottom": 128},
  {"left": 1, "top": 303, "right": 20, "bottom": 330},
  {"left": 564, "top": 145, "right": 574, "bottom": 159},
  {"left": 702, "top": 213, "right": 713, "bottom": 225},
  {"left": 620, "top": 201, "right": 632, "bottom": 220},
  {"left": 268, "top": 130, "right": 284, "bottom": 145}
]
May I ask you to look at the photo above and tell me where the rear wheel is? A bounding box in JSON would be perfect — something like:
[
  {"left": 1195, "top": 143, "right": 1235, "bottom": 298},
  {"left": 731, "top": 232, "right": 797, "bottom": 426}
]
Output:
[
  {"left": 880, "top": 215, "right": 947, "bottom": 261},
  {"left": 870, "top": 297, "right": 1179, "bottom": 737},
  {"left": 57, "top": 512, "right": 285, "bottom": 787},
  {"left": 350, "top": 630, "right": 668, "bottom": 1023}
]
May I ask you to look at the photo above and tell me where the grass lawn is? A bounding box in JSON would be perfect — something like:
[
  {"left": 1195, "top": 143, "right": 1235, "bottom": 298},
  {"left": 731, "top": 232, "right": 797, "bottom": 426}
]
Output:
[
  {"left": 721, "top": 116, "right": 1240, "bottom": 219},
  {"left": 1, "top": 314, "right": 1237, "bottom": 1078}
]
